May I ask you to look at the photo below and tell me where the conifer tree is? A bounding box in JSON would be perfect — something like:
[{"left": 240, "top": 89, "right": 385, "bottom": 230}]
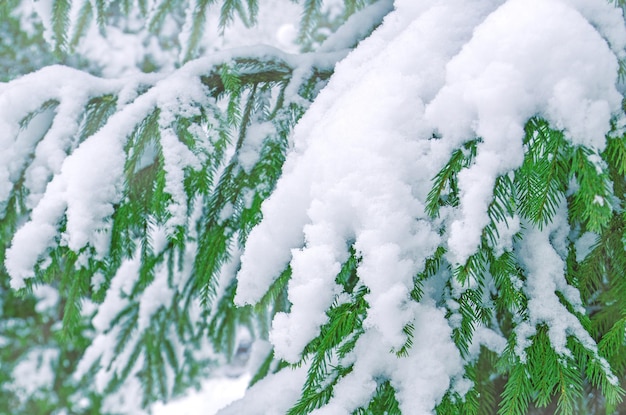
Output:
[{"left": 1, "top": 0, "right": 626, "bottom": 414}]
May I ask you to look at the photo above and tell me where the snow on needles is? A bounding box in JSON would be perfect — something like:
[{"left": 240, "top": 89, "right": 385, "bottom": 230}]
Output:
[
  {"left": 426, "top": 0, "right": 623, "bottom": 265},
  {"left": 235, "top": 0, "right": 625, "bottom": 412},
  {"left": 1, "top": 67, "right": 123, "bottom": 288},
  {"left": 0, "top": 50, "right": 246, "bottom": 288},
  {"left": 2, "top": 0, "right": 625, "bottom": 412},
  {"left": 237, "top": 0, "right": 502, "bottom": 410}
]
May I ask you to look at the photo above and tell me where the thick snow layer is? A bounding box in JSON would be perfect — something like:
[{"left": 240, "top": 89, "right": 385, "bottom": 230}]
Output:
[
  {"left": 3, "top": 0, "right": 625, "bottom": 412},
  {"left": 236, "top": 0, "right": 503, "bottom": 411},
  {"left": 236, "top": 0, "right": 625, "bottom": 411},
  {"left": 426, "top": 0, "right": 623, "bottom": 264}
]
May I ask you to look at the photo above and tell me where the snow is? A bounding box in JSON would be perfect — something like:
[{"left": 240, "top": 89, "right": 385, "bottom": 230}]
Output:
[
  {"left": 1, "top": 67, "right": 125, "bottom": 288},
  {"left": 492, "top": 213, "right": 521, "bottom": 257},
  {"left": 137, "top": 261, "right": 174, "bottom": 332},
  {"left": 32, "top": 284, "right": 60, "bottom": 313},
  {"left": 91, "top": 255, "right": 140, "bottom": 332},
  {"left": 515, "top": 206, "right": 594, "bottom": 360},
  {"left": 10, "top": 347, "right": 59, "bottom": 400},
  {"left": 317, "top": 0, "right": 394, "bottom": 53},
  {"left": 3, "top": 0, "right": 626, "bottom": 413},
  {"left": 153, "top": 375, "right": 251, "bottom": 415},
  {"left": 236, "top": 0, "right": 493, "bottom": 306},
  {"left": 270, "top": 245, "right": 343, "bottom": 362},
  {"left": 74, "top": 254, "right": 142, "bottom": 390},
  {"left": 468, "top": 326, "right": 507, "bottom": 358},
  {"left": 4, "top": 51, "right": 254, "bottom": 288},
  {"left": 235, "top": 0, "right": 625, "bottom": 411},
  {"left": 238, "top": 121, "right": 275, "bottom": 173},
  {"left": 236, "top": 0, "right": 504, "bottom": 410},
  {"left": 159, "top": 122, "right": 202, "bottom": 229},
  {"left": 302, "top": 304, "right": 465, "bottom": 415},
  {"left": 276, "top": 24, "right": 298, "bottom": 49},
  {"left": 426, "top": 0, "right": 623, "bottom": 264},
  {"left": 218, "top": 366, "right": 308, "bottom": 415},
  {"left": 0, "top": 67, "right": 119, "bottom": 221},
  {"left": 31, "top": 0, "right": 55, "bottom": 46},
  {"left": 575, "top": 231, "right": 599, "bottom": 262}
]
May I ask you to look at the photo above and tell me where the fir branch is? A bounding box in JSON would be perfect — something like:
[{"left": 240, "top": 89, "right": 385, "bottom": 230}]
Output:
[
  {"left": 343, "top": 0, "right": 366, "bottom": 18},
  {"left": 287, "top": 370, "right": 343, "bottom": 415},
  {"left": 254, "top": 266, "right": 292, "bottom": 314},
  {"left": 137, "top": 0, "right": 149, "bottom": 15},
  {"left": 207, "top": 282, "right": 255, "bottom": 359},
  {"left": 120, "top": 0, "right": 132, "bottom": 15},
  {"left": 232, "top": 0, "right": 252, "bottom": 27},
  {"left": 598, "top": 316, "right": 626, "bottom": 375},
  {"left": 298, "top": 0, "right": 323, "bottom": 45},
  {"left": 568, "top": 146, "right": 612, "bottom": 233},
  {"left": 245, "top": 0, "right": 259, "bottom": 26},
  {"left": 79, "top": 95, "right": 117, "bottom": 139},
  {"left": 426, "top": 139, "right": 479, "bottom": 217},
  {"left": 69, "top": 0, "right": 93, "bottom": 51},
  {"left": 515, "top": 117, "right": 569, "bottom": 229},
  {"left": 52, "top": 0, "right": 71, "bottom": 53},
  {"left": 249, "top": 349, "right": 274, "bottom": 387},
  {"left": 148, "top": 0, "right": 178, "bottom": 34},
  {"left": 235, "top": 83, "right": 257, "bottom": 151},
  {"left": 354, "top": 380, "right": 401, "bottom": 415},
  {"left": 61, "top": 264, "right": 89, "bottom": 338},
  {"left": 182, "top": 0, "right": 216, "bottom": 62},
  {"left": 335, "top": 247, "right": 360, "bottom": 293},
  {"left": 451, "top": 288, "right": 485, "bottom": 358},
  {"left": 220, "top": 64, "right": 243, "bottom": 126},
  {"left": 219, "top": 0, "right": 241, "bottom": 31},
  {"left": 572, "top": 340, "right": 625, "bottom": 413},
  {"left": 484, "top": 174, "right": 516, "bottom": 248},
  {"left": 113, "top": 307, "right": 139, "bottom": 355},
  {"left": 475, "top": 348, "right": 499, "bottom": 415},
  {"left": 411, "top": 246, "right": 446, "bottom": 301},
  {"left": 453, "top": 248, "right": 488, "bottom": 287},
  {"left": 604, "top": 134, "right": 626, "bottom": 176},
  {"left": 394, "top": 322, "right": 414, "bottom": 357},
  {"left": 488, "top": 251, "right": 527, "bottom": 316},
  {"left": 499, "top": 352, "right": 532, "bottom": 415},
  {"left": 94, "top": 0, "right": 108, "bottom": 31},
  {"left": 292, "top": 283, "right": 368, "bottom": 414}
]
